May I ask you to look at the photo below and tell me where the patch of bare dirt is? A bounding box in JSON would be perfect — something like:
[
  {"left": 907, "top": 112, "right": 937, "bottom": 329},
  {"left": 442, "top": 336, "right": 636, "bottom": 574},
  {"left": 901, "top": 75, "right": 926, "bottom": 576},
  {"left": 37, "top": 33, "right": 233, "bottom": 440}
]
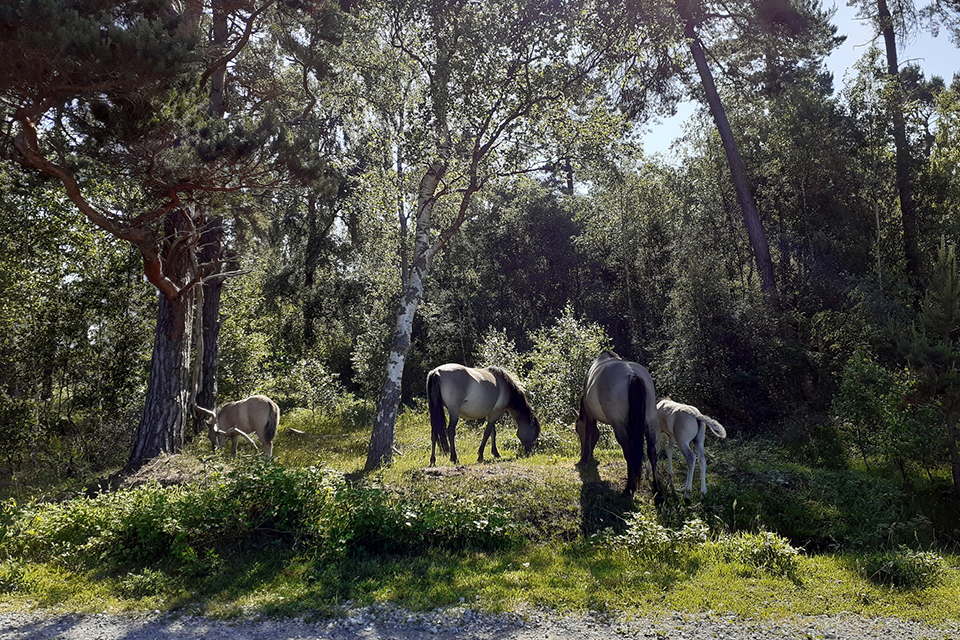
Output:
[
  {"left": 414, "top": 462, "right": 543, "bottom": 483},
  {"left": 121, "top": 453, "right": 210, "bottom": 489}
]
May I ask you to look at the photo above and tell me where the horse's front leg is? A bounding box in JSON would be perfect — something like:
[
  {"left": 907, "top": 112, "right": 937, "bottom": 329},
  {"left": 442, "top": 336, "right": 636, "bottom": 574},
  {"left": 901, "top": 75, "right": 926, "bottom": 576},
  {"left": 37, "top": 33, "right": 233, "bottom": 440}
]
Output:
[
  {"left": 646, "top": 426, "right": 663, "bottom": 505},
  {"left": 576, "top": 418, "right": 600, "bottom": 465},
  {"left": 478, "top": 419, "right": 496, "bottom": 463},
  {"left": 665, "top": 436, "right": 676, "bottom": 483}
]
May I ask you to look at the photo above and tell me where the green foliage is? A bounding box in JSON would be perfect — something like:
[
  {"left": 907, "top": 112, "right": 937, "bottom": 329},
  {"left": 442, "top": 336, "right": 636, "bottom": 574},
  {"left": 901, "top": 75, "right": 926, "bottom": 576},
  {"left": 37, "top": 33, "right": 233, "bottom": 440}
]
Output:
[
  {"left": 473, "top": 306, "right": 609, "bottom": 453},
  {"left": 326, "top": 487, "right": 522, "bottom": 556},
  {"left": 898, "top": 239, "right": 960, "bottom": 497},
  {"left": 475, "top": 329, "right": 524, "bottom": 376},
  {"left": 0, "top": 460, "right": 521, "bottom": 575},
  {"left": 598, "top": 510, "right": 710, "bottom": 555},
  {"left": 714, "top": 530, "right": 801, "bottom": 579},
  {"left": 522, "top": 305, "right": 611, "bottom": 426},
  {"left": 0, "top": 172, "right": 153, "bottom": 482},
  {"left": 832, "top": 347, "right": 936, "bottom": 473},
  {"left": 860, "top": 546, "right": 948, "bottom": 589}
]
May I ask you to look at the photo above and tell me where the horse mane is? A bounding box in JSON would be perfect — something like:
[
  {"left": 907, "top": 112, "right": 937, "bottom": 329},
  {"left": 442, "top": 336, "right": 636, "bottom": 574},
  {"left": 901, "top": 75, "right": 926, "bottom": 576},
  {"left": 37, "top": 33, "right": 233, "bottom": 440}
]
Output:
[
  {"left": 488, "top": 366, "right": 534, "bottom": 417},
  {"left": 598, "top": 349, "right": 621, "bottom": 360}
]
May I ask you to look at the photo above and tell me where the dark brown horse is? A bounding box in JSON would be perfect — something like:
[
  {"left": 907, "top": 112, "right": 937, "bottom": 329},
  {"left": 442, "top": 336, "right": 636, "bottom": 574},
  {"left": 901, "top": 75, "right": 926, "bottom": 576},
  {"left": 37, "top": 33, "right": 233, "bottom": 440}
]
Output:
[
  {"left": 427, "top": 364, "right": 540, "bottom": 465},
  {"left": 574, "top": 350, "right": 662, "bottom": 502}
]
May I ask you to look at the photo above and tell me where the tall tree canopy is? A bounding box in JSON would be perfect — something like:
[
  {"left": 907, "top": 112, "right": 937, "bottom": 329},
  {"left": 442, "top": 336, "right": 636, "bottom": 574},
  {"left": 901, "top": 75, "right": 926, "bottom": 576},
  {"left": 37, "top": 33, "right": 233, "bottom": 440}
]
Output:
[{"left": 1, "top": 0, "right": 344, "bottom": 468}]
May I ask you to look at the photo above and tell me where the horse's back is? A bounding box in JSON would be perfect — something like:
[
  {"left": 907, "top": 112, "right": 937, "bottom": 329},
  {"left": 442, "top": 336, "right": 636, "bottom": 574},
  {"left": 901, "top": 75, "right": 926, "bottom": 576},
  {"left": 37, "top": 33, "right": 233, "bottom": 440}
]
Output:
[
  {"left": 584, "top": 357, "right": 655, "bottom": 426},
  {"left": 430, "top": 364, "right": 501, "bottom": 419},
  {"left": 657, "top": 401, "right": 699, "bottom": 442}
]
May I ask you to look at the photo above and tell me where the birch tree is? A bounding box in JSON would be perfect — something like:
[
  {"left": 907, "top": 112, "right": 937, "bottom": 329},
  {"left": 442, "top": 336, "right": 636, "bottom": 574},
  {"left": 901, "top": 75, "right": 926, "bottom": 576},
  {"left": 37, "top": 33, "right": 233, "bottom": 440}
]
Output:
[{"left": 358, "top": 0, "right": 678, "bottom": 470}]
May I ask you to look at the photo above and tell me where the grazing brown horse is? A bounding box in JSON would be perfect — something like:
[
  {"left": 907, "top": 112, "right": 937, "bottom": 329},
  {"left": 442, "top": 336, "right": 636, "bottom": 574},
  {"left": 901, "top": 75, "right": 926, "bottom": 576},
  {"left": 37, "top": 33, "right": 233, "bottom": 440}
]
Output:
[
  {"left": 656, "top": 398, "right": 727, "bottom": 498},
  {"left": 427, "top": 364, "right": 540, "bottom": 465},
  {"left": 575, "top": 350, "right": 662, "bottom": 502}
]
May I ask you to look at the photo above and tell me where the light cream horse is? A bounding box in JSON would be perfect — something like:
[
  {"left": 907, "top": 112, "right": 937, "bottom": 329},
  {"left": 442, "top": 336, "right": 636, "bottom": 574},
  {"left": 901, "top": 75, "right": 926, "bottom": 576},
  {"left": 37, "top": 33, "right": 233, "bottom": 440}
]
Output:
[
  {"left": 655, "top": 398, "right": 727, "bottom": 498},
  {"left": 427, "top": 364, "right": 541, "bottom": 465},
  {"left": 195, "top": 394, "right": 280, "bottom": 459}
]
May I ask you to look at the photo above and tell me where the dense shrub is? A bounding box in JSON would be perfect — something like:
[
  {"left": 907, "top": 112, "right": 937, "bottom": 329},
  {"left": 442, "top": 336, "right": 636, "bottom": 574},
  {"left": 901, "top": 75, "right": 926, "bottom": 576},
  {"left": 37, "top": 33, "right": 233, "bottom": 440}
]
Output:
[
  {"left": 714, "top": 530, "right": 801, "bottom": 579},
  {"left": 860, "top": 546, "right": 947, "bottom": 588},
  {"left": 0, "top": 461, "right": 523, "bottom": 573}
]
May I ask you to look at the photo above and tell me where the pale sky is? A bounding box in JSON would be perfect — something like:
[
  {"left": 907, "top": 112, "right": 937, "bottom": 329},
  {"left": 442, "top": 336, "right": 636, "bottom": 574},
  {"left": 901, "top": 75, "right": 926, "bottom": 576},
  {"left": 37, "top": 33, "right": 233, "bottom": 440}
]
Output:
[{"left": 641, "top": 1, "right": 960, "bottom": 156}]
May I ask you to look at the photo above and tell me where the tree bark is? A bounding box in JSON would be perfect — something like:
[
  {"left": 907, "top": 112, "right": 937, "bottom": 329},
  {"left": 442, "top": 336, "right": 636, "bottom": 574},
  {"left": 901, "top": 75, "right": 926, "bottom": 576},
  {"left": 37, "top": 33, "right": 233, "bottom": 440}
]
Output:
[
  {"left": 128, "top": 210, "right": 199, "bottom": 470},
  {"left": 877, "top": 0, "right": 921, "bottom": 283},
  {"left": 365, "top": 159, "right": 447, "bottom": 470},
  {"left": 680, "top": 4, "right": 778, "bottom": 301},
  {"left": 195, "top": 0, "right": 229, "bottom": 415},
  {"left": 195, "top": 216, "right": 224, "bottom": 417}
]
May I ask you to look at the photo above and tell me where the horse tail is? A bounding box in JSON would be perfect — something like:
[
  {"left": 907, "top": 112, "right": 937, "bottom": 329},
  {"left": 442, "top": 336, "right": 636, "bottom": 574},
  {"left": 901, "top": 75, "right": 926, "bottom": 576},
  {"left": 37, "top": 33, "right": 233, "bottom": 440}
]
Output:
[
  {"left": 427, "top": 371, "right": 449, "bottom": 453},
  {"left": 681, "top": 403, "right": 726, "bottom": 439},
  {"left": 627, "top": 375, "right": 647, "bottom": 469},
  {"left": 699, "top": 416, "right": 727, "bottom": 439}
]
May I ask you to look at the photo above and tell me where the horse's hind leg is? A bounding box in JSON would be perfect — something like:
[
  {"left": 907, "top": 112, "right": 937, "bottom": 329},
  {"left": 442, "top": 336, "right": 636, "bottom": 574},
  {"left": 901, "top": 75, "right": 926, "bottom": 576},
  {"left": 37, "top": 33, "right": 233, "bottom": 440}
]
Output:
[
  {"left": 447, "top": 414, "right": 460, "bottom": 464},
  {"left": 696, "top": 427, "right": 708, "bottom": 495},
  {"left": 678, "top": 440, "right": 696, "bottom": 499}
]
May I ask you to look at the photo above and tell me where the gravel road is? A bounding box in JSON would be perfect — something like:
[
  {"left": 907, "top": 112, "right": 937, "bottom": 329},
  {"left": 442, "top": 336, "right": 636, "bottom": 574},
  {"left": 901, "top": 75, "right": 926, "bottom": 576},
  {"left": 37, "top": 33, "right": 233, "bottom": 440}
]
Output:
[{"left": 3, "top": 606, "right": 959, "bottom": 640}]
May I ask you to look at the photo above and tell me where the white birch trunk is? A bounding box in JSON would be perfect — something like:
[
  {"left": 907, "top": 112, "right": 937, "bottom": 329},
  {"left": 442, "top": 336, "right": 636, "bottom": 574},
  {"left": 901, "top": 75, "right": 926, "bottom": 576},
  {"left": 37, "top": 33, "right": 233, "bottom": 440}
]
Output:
[{"left": 365, "top": 159, "right": 448, "bottom": 470}]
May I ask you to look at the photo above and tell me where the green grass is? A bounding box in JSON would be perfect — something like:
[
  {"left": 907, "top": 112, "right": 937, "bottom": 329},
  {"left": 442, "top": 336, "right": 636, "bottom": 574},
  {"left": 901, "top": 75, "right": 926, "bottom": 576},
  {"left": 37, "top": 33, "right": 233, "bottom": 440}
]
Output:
[{"left": 1, "top": 402, "right": 959, "bottom": 624}]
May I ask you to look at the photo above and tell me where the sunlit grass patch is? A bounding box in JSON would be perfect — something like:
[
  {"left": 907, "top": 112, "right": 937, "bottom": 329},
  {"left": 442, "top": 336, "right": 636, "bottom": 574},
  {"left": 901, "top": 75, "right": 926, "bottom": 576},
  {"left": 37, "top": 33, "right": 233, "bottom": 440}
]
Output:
[{"left": 2, "top": 407, "right": 960, "bottom": 625}]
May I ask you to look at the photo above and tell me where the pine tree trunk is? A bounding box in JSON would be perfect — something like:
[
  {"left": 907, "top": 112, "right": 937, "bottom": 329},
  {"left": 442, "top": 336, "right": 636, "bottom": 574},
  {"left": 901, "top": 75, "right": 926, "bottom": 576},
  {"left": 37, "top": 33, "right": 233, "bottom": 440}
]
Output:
[
  {"left": 365, "top": 160, "right": 447, "bottom": 470},
  {"left": 682, "top": 13, "right": 778, "bottom": 300},
  {"left": 127, "top": 210, "right": 198, "bottom": 470},
  {"left": 877, "top": 0, "right": 921, "bottom": 283},
  {"left": 195, "top": 0, "right": 228, "bottom": 413},
  {"left": 196, "top": 216, "right": 224, "bottom": 416}
]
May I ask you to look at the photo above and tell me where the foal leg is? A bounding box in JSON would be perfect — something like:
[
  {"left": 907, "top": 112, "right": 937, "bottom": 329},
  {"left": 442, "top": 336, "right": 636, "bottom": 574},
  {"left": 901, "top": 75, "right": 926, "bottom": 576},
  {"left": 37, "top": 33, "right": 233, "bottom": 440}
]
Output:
[
  {"left": 665, "top": 435, "right": 677, "bottom": 484},
  {"left": 678, "top": 439, "right": 696, "bottom": 499},
  {"left": 696, "top": 426, "right": 708, "bottom": 496}
]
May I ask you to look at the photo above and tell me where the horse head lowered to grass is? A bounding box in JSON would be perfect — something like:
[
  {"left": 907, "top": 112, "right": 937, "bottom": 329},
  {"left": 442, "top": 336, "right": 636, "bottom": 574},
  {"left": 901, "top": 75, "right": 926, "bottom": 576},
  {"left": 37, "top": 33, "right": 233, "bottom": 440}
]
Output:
[
  {"left": 574, "top": 350, "right": 663, "bottom": 503},
  {"left": 427, "top": 363, "right": 540, "bottom": 465},
  {"left": 195, "top": 394, "right": 280, "bottom": 459}
]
